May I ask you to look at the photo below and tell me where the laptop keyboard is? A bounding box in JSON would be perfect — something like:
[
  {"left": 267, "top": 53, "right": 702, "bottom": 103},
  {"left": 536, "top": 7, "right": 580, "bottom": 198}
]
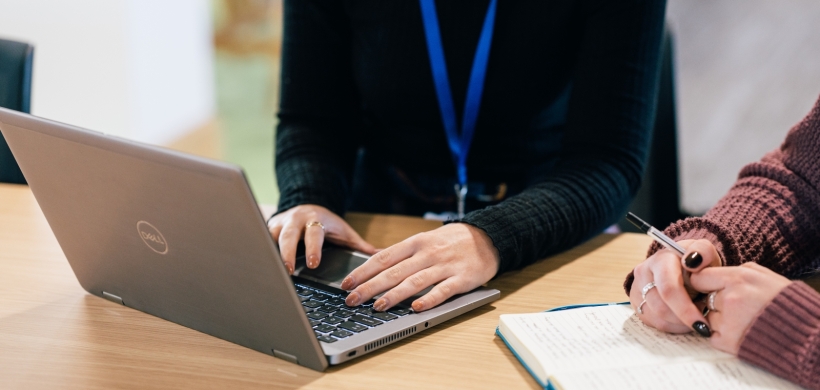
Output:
[{"left": 295, "top": 283, "right": 413, "bottom": 343}]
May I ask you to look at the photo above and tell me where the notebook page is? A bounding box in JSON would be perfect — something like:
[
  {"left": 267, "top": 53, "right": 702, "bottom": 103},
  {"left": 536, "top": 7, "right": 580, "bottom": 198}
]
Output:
[
  {"left": 499, "top": 305, "right": 729, "bottom": 374},
  {"left": 550, "top": 360, "right": 802, "bottom": 390}
]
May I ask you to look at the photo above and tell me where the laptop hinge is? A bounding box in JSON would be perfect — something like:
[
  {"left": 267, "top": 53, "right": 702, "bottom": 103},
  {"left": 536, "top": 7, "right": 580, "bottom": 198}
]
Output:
[
  {"left": 102, "top": 291, "right": 124, "bottom": 305},
  {"left": 272, "top": 349, "right": 298, "bottom": 364}
]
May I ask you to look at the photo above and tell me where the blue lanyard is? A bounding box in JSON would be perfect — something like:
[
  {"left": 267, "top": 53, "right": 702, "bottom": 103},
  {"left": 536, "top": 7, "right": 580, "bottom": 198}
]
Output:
[{"left": 419, "top": 0, "right": 497, "bottom": 217}]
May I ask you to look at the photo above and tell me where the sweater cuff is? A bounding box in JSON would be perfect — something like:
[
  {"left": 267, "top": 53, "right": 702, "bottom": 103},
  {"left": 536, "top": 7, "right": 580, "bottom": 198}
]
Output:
[
  {"left": 738, "top": 281, "right": 820, "bottom": 389},
  {"left": 459, "top": 210, "right": 518, "bottom": 276}
]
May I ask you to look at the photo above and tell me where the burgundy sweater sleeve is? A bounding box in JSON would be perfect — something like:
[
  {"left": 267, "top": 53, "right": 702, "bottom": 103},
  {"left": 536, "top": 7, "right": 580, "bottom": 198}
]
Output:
[
  {"left": 624, "top": 95, "right": 820, "bottom": 294},
  {"left": 738, "top": 281, "right": 820, "bottom": 390}
]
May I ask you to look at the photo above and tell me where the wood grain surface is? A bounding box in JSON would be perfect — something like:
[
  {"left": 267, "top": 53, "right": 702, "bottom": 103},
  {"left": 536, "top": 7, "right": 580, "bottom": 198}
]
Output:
[{"left": 1, "top": 183, "right": 816, "bottom": 389}]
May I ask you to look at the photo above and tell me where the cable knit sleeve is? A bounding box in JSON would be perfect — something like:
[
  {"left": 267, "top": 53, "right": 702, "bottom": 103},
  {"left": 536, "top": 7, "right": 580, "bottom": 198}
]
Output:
[{"left": 624, "top": 95, "right": 820, "bottom": 294}]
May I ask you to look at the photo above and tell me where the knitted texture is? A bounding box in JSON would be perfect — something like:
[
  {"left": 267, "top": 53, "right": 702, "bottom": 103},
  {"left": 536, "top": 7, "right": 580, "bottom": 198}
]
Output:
[
  {"left": 624, "top": 95, "right": 820, "bottom": 387},
  {"left": 276, "top": 0, "right": 668, "bottom": 275},
  {"left": 624, "top": 95, "right": 820, "bottom": 294},
  {"left": 738, "top": 282, "right": 820, "bottom": 390}
]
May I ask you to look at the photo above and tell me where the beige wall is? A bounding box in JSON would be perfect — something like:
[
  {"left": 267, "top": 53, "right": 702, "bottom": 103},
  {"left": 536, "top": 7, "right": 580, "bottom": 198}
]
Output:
[{"left": 0, "top": 0, "right": 215, "bottom": 146}]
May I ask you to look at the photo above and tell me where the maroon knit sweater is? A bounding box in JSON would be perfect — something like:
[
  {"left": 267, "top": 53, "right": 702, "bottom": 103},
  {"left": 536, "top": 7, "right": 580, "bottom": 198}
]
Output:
[{"left": 624, "top": 96, "right": 820, "bottom": 389}]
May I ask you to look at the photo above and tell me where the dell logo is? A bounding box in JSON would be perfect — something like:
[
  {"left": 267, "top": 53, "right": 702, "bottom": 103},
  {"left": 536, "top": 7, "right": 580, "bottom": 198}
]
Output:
[{"left": 137, "top": 221, "right": 168, "bottom": 254}]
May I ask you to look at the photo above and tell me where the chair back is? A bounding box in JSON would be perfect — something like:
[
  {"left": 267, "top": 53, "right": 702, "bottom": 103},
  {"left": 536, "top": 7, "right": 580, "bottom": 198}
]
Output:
[{"left": 620, "top": 27, "right": 687, "bottom": 231}]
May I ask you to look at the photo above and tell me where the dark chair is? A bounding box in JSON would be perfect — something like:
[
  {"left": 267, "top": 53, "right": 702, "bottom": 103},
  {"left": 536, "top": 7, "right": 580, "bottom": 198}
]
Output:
[
  {"left": 619, "top": 27, "right": 688, "bottom": 232},
  {"left": 0, "top": 38, "right": 34, "bottom": 184}
]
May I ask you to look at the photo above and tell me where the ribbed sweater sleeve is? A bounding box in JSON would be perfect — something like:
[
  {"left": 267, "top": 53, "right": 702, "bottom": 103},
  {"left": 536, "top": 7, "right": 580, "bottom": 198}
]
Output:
[
  {"left": 462, "top": 0, "right": 666, "bottom": 274},
  {"left": 275, "top": 0, "right": 362, "bottom": 217},
  {"left": 738, "top": 282, "right": 820, "bottom": 390},
  {"left": 624, "top": 95, "right": 820, "bottom": 294}
]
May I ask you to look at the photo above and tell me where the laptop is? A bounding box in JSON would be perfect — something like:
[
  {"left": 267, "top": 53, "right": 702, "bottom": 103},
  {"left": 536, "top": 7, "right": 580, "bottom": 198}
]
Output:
[{"left": 0, "top": 107, "right": 500, "bottom": 371}]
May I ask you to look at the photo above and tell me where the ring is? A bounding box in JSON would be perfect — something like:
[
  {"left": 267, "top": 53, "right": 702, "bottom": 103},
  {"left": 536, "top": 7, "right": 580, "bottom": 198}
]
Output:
[
  {"left": 708, "top": 291, "right": 719, "bottom": 312},
  {"left": 305, "top": 221, "right": 325, "bottom": 231},
  {"left": 641, "top": 281, "right": 656, "bottom": 300},
  {"left": 638, "top": 299, "right": 648, "bottom": 315}
]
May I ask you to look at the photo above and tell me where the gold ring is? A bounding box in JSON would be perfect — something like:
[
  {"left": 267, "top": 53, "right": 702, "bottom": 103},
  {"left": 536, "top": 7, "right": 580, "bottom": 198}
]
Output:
[{"left": 305, "top": 221, "right": 324, "bottom": 231}]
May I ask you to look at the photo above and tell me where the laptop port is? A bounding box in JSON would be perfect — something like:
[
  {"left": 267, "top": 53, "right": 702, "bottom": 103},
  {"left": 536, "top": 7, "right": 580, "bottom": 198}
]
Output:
[{"left": 348, "top": 350, "right": 357, "bottom": 357}]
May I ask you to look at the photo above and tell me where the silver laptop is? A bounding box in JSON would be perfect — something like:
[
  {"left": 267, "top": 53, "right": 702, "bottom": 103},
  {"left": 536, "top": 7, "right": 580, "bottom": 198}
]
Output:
[{"left": 0, "top": 108, "right": 500, "bottom": 371}]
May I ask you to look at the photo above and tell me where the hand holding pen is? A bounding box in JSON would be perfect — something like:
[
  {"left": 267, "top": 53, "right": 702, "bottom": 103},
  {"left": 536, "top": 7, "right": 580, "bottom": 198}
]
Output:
[{"left": 626, "top": 212, "right": 722, "bottom": 337}]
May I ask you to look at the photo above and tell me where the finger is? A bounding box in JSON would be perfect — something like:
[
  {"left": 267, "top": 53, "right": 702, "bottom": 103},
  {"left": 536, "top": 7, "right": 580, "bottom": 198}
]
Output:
[
  {"left": 629, "top": 263, "right": 653, "bottom": 310},
  {"left": 345, "top": 251, "right": 430, "bottom": 306},
  {"left": 268, "top": 223, "right": 283, "bottom": 243},
  {"left": 705, "top": 311, "right": 734, "bottom": 353},
  {"left": 412, "top": 277, "right": 468, "bottom": 312},
  {"left": 638, "top": 285, "right": 695, "bottom": 333},
  {"left": 278, "top": 219, "right": 304, "bottom": 275},
  {"left": 689, "top": 267, "right": 732, "bottom": 292},
  {"left": 705, "top": 289, "right": 723, "bottom": 313},
  {"left": 303, "top": 222, "right": 325, "bottom": 269},
  {"left": 681, "top": 239, "right": 722, "bottom": 272},
  {"left": 653, "top": 257, "right": 710, "bottom": 333},
  {"left": 341, "top": 238, "right": 417, "bottom": 292},
  {"left": 349, "top": 254, "right": 429, "bottom": 305},
  {"left": 343, "top": 223, "right": 378, "bottom": 254},
  {"left": 326, "top": 223, "right": 377, "bottom": 255},
  {"left": 373, "top": 267, "right": 444, "bottom": 311}
]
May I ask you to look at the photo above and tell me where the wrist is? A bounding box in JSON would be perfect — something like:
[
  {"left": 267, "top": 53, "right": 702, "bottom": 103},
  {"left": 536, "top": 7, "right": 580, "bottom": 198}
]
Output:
[{"left": 457, "top": 222, "right": 501, "bottom": 275}]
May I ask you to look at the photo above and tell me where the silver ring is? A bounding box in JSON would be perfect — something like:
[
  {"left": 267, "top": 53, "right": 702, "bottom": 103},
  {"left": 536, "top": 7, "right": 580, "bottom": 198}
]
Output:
[
  {"left": 641, "top": 281, "right": 656, "bottom": 300},
  {"left": 638, "top": 299, "right": 648, "bottom": 315},
  {"left": 305, "top": 221, "right": 325, "bottom": 231},
  {"left": 708, "top": 291, "right": 719, "bottom": 312}
]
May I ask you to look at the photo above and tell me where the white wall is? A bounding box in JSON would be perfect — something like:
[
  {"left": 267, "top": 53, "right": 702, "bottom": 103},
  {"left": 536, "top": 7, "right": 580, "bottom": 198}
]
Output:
[
  {"left": 668, "top": 0, "right": 820, "bottom": 214},
  {"left": 0, "top": 0, "right": 214, "bottom": 145}
]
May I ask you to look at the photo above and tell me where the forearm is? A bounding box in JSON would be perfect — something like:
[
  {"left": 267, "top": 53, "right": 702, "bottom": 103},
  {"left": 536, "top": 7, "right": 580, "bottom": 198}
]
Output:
[
  {"left": 462, "top": 156, "right": 640, "bottom": 274},
  {"left": 738, "top": 281, "right": 820, "bottom": 390},
  {"left": 275, "top": 0, "right": 361, "bottom": 216},
  {"left": 468, "top": 0, "right": 665, "bottom": 275},
  {"left": 644, "top": 154, "right": 820, "bottom": 276},
  {"left": 275, "top": 120, "right": 358, "bottom": 216},
  {"left": 625, "top": 97, "right": 820, "bottom": 294}
]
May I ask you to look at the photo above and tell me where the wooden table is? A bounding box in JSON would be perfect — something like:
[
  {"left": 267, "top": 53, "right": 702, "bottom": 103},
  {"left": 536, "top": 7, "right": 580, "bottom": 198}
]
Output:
[{"left": 2, "top": 182, "right": 808, "bottom": 389}]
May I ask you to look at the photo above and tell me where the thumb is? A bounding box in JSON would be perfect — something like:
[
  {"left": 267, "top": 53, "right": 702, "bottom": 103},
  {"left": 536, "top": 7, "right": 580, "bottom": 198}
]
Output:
[
  {"left": 326, "top": 223, "right": 378, "bottom": 255},
  {"left": 347, "top": 231, "right": 378, "bottom": 255}
]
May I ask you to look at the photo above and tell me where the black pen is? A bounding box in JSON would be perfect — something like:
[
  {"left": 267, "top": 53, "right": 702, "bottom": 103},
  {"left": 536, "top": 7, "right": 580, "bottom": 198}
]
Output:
[{"left": 625, "top": 212, "right": 686, "bottom": 256}]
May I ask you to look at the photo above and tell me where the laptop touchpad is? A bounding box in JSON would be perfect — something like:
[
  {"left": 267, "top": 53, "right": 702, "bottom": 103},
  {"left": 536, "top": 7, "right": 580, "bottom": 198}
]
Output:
[{"left": 294, "top": 247, "right": 368, "bottom": 288}]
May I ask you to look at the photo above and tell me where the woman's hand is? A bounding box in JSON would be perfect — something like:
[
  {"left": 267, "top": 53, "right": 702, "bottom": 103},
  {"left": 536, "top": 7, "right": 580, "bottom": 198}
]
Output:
[
  {"left": 630, "top": 239, "right": 722, "bottom": 334},
  {"left": 689, "top": 262, "right": 791, "bottom": 354},
  {"left": 340, "top": 223, "right": 500, "bottom": 312},
  {"left": 268, "top": 204, "right": 377, "bottom": 275}
]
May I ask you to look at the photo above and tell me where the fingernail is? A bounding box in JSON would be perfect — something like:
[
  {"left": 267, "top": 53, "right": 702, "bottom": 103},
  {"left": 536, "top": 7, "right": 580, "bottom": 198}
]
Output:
[
  {"left": 683, "top": 251, "right": 703, "bottom": 268},
  {"left": 340, "top": 276, "right": 354, "bottom": 290},
  {"left": 307, "top": 254, "right": 318, "bottom": 268},
  {"left": 286, "top": 263, "right": 294, "bottom": 275},
  {"left": 412, "top": 300, "right": 424, "bottom": 312},
  {"left": 373, "top": 298, "right": 389, "bottom": 311},
  {"left": 693, "top": 321, "right": 711, "bottom": 337},
  {"left": 346, "top": 291, "right": 361, "bottom": 306}
]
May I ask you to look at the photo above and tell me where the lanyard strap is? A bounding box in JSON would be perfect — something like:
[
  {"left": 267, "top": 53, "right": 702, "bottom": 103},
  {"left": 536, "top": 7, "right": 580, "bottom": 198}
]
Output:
[{"left": 419, "top": 0, "right": 497, "bottom": 187}]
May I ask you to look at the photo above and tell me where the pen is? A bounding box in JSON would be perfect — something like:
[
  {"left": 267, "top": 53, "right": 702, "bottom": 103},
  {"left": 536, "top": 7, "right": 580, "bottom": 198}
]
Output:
[
  {"left": 626, "top": 212, "right": 711, "bottom": 337},
  {"left": 625, "top": 212, "right": 686, "bottom": 256}
]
